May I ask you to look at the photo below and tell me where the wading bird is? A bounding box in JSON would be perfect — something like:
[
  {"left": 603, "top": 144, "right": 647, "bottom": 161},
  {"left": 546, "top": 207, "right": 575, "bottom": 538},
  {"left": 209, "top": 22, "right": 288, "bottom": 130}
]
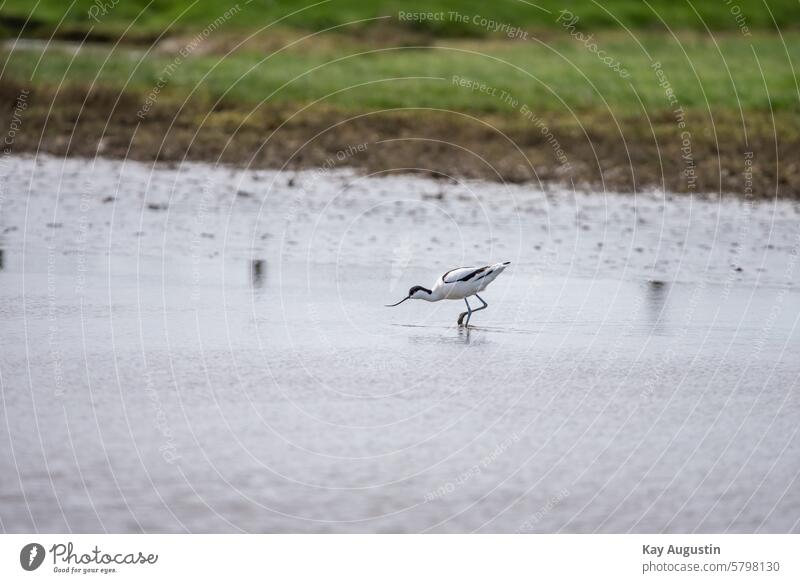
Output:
[{"left": 386, "top": 262, "right": 511, "bottom": 327}]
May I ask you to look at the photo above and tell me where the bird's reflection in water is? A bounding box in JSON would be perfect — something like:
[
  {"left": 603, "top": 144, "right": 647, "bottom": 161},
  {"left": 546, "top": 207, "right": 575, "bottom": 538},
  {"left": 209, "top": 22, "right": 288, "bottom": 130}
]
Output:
[
  {"left": 408, "top": 327, "right": 488, "bottom": 346},
  {"left": 251, "top": 259, "right": 266, "bottom": 289},
  {"left": 645, "top": 279, "right": 669, "bottom": 332}
]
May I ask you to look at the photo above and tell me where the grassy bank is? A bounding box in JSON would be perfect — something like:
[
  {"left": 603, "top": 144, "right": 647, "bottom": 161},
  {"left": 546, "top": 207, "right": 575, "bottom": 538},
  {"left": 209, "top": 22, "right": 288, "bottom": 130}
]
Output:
[
  {"left": 2, "top": 1, "right": 799, "bottom": 197},
  {"left": 3, "top": 31, "right": 799, "bottom": 113}
]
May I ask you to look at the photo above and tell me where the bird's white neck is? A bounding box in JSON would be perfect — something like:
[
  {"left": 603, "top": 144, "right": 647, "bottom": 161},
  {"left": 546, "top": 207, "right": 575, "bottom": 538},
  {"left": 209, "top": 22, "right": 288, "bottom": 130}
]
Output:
[{"left": 422, "top": 288, "right": 444, "bottom": 301}]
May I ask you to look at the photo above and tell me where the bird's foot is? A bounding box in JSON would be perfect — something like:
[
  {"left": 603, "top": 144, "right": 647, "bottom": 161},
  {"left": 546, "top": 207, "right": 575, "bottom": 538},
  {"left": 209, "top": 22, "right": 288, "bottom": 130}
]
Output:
[{"left": 457, "top": 312, "right": 468, "bottom": 327}]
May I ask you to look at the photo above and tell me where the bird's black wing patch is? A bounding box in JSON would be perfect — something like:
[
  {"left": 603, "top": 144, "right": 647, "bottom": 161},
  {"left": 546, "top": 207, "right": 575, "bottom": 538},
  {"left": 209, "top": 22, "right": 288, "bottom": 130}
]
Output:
[
  {"left": 442, "top": 266, "right": 489, "bottom": 284},
  {"left": 458, "top": 266, "right": 488, "bottom": 281},
  {"left": 441, "top": 267, "right": 468, "bottom": 283}
]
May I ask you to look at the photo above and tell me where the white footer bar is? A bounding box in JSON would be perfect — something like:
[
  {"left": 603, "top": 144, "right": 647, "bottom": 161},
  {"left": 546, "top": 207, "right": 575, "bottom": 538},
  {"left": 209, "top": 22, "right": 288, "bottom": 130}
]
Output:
[{"left": 1, "top": 534, "right": 796, "bottom": 582}]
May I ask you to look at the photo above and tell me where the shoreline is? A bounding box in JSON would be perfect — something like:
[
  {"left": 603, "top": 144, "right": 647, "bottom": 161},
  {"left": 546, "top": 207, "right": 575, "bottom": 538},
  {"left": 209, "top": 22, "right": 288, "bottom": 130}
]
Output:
[{"left": 2, "top": 83, "right": 797, "bottom": 200}]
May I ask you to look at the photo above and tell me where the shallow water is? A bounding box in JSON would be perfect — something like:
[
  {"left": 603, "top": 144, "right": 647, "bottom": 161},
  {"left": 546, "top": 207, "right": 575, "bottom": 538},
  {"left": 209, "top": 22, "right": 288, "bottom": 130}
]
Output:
[{"left": 1, "top": 155, "right": 799, "bottom": 533}]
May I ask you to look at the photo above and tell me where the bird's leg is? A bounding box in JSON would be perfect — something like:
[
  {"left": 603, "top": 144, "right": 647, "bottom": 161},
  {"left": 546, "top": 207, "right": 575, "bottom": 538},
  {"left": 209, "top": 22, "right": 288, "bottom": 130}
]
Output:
[
  {"left": 458, "top": 294, "right": 488, "bottom": 327},
  {"left": 457, "top": 297, "right": 472, "bottom": 327},
  {"left": 472, "top": 294, "right": 488, "bottom": 314}
]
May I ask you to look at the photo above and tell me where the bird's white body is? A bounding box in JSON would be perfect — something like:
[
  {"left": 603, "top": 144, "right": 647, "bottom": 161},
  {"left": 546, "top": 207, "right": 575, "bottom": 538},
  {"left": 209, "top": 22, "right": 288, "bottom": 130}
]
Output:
[
  {"left": 423, "top": 262, "right": 511, "bottom": 301},
  {"left": 386, "top": 261, "right": 511, "bottom": 326}
]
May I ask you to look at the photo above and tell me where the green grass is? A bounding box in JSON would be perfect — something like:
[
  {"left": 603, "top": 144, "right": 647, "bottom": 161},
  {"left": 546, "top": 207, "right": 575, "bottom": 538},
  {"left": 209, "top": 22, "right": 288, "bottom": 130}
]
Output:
[
  {"left": 2, "top": 31, "right": 798, "bottom": 115},
  {"left": 1, "top": 0, "right": 799, "bottom": 40}
]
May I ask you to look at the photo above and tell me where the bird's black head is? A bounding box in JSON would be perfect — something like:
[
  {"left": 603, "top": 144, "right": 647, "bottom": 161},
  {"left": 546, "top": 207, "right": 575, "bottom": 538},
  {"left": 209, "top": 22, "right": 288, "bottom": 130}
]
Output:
[
  {"left": 408, "top": 285, "right": 432, "bottom": 298},
  {"left": 385, "top": 285, "right": 432, "bottom": 307}
]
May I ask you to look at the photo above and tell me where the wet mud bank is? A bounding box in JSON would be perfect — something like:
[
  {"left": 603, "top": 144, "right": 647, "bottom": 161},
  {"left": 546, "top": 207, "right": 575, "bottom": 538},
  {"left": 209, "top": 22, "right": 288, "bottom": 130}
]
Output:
[{"left": 2, "top": 82, "right": 797, "bottom": 199}]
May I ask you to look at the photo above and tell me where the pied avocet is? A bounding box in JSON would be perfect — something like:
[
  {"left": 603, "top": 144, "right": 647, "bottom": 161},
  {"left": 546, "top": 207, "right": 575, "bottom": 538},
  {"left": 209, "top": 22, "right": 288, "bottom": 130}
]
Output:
[{"left": 386, "top": 261, "right": 511, "bottom": 326}]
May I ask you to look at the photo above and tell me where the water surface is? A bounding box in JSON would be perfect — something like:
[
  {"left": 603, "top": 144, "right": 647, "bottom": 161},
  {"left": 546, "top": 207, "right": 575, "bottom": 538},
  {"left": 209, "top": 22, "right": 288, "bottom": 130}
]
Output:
[{"left": 1, "top": 156, "right": 799, "bottom": 532}]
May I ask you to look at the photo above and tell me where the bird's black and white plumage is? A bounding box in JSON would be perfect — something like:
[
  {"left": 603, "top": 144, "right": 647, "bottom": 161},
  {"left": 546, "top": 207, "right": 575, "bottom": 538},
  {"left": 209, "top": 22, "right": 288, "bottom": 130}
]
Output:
[{"left": 386, "top": 261, "right": 511, "bottom": 326}]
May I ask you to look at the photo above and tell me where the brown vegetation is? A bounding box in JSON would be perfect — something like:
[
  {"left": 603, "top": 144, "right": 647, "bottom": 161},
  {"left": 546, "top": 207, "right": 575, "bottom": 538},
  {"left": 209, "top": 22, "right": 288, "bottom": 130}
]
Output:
[{"left": 3, "top": 82, "right": 795, "bottom": 198}]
